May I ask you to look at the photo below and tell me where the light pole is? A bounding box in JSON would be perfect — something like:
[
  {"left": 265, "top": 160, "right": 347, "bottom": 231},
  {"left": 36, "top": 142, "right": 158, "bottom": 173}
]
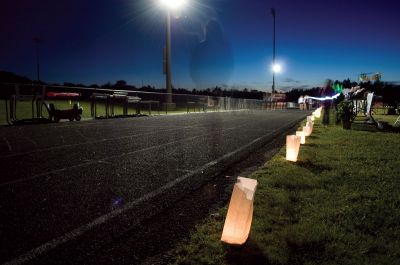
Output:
[
  {"left": 159, "top": 0, "right": 187, "bottom": 105},
  {"left": 271, "top": 8, "right": 276, "bottom": 94},
  {"left": 33, "top": 37, "right": 43, "bottom": 83},
  {"left": 165, "top": 10, "right": 172, "bottom": 103}
]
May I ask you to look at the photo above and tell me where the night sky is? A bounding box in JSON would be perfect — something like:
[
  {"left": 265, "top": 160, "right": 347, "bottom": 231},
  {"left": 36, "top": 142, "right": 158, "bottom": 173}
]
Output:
[{"left": 1, "top": 0, "right": 399, "bottom": 91}]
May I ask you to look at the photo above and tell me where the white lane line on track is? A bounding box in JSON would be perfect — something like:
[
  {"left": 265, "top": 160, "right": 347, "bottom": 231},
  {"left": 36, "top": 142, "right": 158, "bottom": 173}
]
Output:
[
  {"left": 74, "top": 128, "right": 90, "bottom": 141},
  {"left": 176, "top": 168, "right": 195, "bottom": 174},
  {"left": 2, "top": 137, "right": 12, "bottom": 151},
  {"left": 0, "top": 115, "right": 251, "bottom": 159},
  {"left": 23, "top": 137, "right": 38, "bottom": 148},
  {"left": 0, "top": 127, "right": 187, "bottom": 159},
  {"left": 0, "top": 115, "right": 253, "bottom": 158},
  {"left": 0, "top": 124, "right": 249, "bottom": 188},
  {"left": 2, "top": 127, "right": 278, "bottom": 265}
]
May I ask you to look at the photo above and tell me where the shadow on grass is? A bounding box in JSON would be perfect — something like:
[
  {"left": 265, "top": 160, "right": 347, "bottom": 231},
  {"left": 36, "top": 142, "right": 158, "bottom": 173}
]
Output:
[
  {"left": 286, "top": 237, "right": 327, "bottom": 265},
  {"left": 225, "top": 238, "right": 269, "bottom": 265},
  {"left": 296, "top": 160, "right": 331, "bottom": 175},
  {"left": 351, "top": 123, "right": 378, "bottom": 132},
  {"left": 304, "top": 143, "right": 318, "bottom": 147},
  {"left": 352, "top": 122, "right": 400, "bottom": 134}
]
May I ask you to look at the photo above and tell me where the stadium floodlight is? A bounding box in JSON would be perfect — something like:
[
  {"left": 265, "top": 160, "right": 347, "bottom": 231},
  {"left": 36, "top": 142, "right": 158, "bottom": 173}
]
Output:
[
  {"left": 271, "top": 7, "right": 276, "bottom": 93},
  {"left": 159, "top": 0, "right": 187, "bottom": 10},
  {"left": 159, "top": 0, "right": 188, "bottom": 105},
  {"left": 272, "top": 63, "right": 282, "bottom": 73}
]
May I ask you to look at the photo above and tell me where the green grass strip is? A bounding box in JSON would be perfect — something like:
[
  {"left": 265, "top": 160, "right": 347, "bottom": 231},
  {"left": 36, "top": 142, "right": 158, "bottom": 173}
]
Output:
[{"left": 172, "top": 118, "right": 400, "bottom": 265}]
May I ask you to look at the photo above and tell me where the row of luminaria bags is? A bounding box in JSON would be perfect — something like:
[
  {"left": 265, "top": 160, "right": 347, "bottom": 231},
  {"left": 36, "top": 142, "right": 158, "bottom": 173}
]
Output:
[{"left": 221, "top": 107, "right": 322, "bottom": 245}]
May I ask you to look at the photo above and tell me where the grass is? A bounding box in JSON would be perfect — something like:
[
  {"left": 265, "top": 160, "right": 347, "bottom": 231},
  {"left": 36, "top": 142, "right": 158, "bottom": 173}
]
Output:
[
  {"left": 374, "top": 114, "right": 399, "bottom": 125},
  {"left": 171, "top": 114, "right": 400, "bottom": 265}
]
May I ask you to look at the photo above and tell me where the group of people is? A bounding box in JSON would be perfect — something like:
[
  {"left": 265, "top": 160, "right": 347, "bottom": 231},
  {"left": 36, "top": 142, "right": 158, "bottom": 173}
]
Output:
[{"left": 297, "top": 95, "right": 312, "bottom": 110}]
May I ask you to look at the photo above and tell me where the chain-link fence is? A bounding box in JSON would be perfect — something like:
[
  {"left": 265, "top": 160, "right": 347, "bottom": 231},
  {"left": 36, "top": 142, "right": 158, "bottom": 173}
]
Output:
[{"left": 0, "top": 83, "right": 286, "bottom": 125}]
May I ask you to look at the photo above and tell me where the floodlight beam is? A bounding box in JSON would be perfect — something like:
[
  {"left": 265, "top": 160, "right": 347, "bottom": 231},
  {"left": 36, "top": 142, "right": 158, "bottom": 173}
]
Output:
[
  {"left": 272, "top": 63, "right": 282, "bottom": 73},
  {"left": 159, "top": 0, "right": 186, "bottom": 10}
]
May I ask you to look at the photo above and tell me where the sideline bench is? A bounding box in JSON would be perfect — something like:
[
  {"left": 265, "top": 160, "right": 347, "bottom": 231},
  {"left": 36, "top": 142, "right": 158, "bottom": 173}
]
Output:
[
  {"left": 90, "top": 93, "right": 110, "bottom": 118},
  {"left": 187, "top": 99, "right": 207, "bottom": 113},
  {"left": 5, "top": 94, "right": 45, "bottom": 125},
  {"left": 125, "top": 96, "right": 141, "bottom": 116},
  {"left": 110, "top": 91, "right": 128, "bottom": 117},
  {"left": 111, "top": 91, "right": 159, "bottom": 116},
  {"left": 91, "top": 91, "right": 145, "bottom": 118},
  {"left": 140, "top": 100, "right": 160, "bottom": 115}
]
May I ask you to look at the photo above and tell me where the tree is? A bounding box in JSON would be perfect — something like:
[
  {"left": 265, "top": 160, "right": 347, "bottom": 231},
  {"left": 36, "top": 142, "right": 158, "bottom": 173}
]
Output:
[
  {"left": 101, "top": 82, "right": 111, "bottom": 89},
  {"left": 115, "top": 80, "right": 127, "bottom": 88},
  {"left": 63, "top": 82, "right": 76, "bottom": 87},
  {"left": 0, "top": 71, "right": 32, "bottom": 84},
  {"left": 342, "top": 78, "right": 351, "bottom": 88}
]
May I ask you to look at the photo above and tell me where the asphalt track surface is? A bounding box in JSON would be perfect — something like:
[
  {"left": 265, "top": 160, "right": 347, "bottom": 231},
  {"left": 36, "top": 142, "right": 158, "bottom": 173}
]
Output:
[{"left": 0, "top": 110, "right": 307, "bottom": 264}]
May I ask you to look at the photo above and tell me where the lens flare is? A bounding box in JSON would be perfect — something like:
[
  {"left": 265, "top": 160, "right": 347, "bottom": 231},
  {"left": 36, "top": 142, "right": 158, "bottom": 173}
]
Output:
[
  {"left": 272, "top": 64, "right": 282, "bottom": 73},
  {"left": 159, "top": 0, "right": 187, "bottom": 10}
]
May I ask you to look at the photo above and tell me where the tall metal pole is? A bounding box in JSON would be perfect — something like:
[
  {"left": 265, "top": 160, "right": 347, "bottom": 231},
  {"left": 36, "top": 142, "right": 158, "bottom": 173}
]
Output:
[
  {"left": 271, "top": 8, "right": 276, "bottom": 94},
  {"left": 165, "top": 11, "right": 173, "bottom": 103},
  {"left": 33, "top": 38, "right": 41, "bottom": 83}
]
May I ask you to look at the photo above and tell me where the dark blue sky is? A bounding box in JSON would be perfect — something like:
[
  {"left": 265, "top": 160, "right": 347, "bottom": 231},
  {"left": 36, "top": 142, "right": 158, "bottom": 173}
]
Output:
[{"left": 1, "top": 0, "right": 399, "bottom": 91}]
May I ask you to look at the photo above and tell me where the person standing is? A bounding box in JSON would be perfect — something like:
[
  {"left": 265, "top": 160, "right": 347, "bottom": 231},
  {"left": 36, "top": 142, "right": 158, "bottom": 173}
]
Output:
[
  {"left": 304, "top": 96, "right": 310, "bottom": 110},
  {"left": 321, "top": 79, "right": 334, "bottom": 125},
  {"left": 298, "top": 95, "right": 304, "bottom": 110}
]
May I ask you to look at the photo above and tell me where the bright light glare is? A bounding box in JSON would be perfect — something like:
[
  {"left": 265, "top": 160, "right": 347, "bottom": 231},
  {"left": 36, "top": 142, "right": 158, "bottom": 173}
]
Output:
[
  {"left": 272, "top": 64, "right": 282, "bottom": 73},
  {"left": 307, "top": 93, "right": 341, "bottom": 101},
  {"left": 159, "top": 0, "right": 187, "bottom": 10}
]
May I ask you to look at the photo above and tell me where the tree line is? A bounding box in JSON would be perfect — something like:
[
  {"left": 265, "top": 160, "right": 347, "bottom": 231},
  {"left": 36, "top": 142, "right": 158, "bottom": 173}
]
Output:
[
  {"left": 1, "top": 71, "right": 399, "bottom": 106},
  {"left": 0, "top": 71, "right": 265, "bottom": 100}
]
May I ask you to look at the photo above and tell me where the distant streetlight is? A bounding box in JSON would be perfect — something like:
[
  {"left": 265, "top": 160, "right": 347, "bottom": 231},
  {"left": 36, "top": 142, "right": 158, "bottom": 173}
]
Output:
[
  {"left": 271, "top": 8, "right": 276, "bottom": 93},
  {"left": 159, "top": 0, "right": 187, "bottom": 104},
  {"left": 272, "top": 63, "right": 281, "bottom": 73}
]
